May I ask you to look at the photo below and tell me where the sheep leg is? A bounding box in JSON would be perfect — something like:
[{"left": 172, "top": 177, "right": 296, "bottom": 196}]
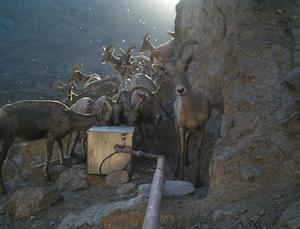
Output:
[
  {"left": 0, "top": 142, "right": 11, "bottom": 194},
  {"left": 81, "top": 132, "right": 87, "bottom": 161},
  {"left": 113, "top": 111, "right": 121, "bottom": 126},
  {"left": 178, "top": 127, "right": 185, "bottom": 180},
  {"left": 136, "top": 123, "right": 146, "bottom": 139},
  {"left": 65, "top": 132, "right": 73, "bottom": 158},
  {"left": 184, "top": 131, "right": 192, "bottom": 167},
  {"left": 69, "top": 131, "right": 80, "bottom": 158},
  {"left": 43, "top": 138, "right": 54, "bottom": 181},
  {"left": 174, "top": 121, "right": 180, "bottom": 178},
  {"left": 194, "top": 128, "right": 204, "bottom": 187},
  {"left": 56, "top": 139, "right": 65, "bottom": 166},
  {"left": 141, "top": 123, "right": 147, "bottom": 139}
]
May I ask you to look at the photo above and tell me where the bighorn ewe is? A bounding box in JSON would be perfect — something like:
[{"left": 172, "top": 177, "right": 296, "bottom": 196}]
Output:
[
  {"left": 124, "top": 82, "right": 167, "bottom": 138},
  {"left": 140, "top": 32, "right": 176, "bottom": 62},
  {"left": 0, "top": 100, "right": 102, "bottom": 194},
  {"left": 57, "top": 78, "right": 119, "bottom": 105},
  {"left": 154, "top": 40, "right": 211, "bottom": 187},
  {"left": 72, "top": 70, "right": 120, "bottom": 89},
  {"left": 101, "top": 44, "right": 135, "bottom": 79},
  {"left": 109, "top": 90, "right": 132, "bottom": 125},
  {"left": 53, "top": 80, "right": 78, "bottom": 105},
  {"left": 72, "top": 71, "right": 101, "bottom": 88},
  {"left": 67, "top": 97, "right": 112, "bottom": 157}
]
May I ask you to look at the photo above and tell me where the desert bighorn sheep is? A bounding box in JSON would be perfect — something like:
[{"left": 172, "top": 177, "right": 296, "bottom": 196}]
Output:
[
  {"left": 67, "top": 97, "right": 112, "bottom": 158},
  {"left": 155, "top": 40, "right": 211, "bottom": 187},
  {"left": 72, "top": 71, "right": 101, "bottom": 88},
  {"left": 0, "top": 100, "right": 102, "bottom": 194},
  {"left": 54, "top": 77, "right": 119, "bottom": 106},
  {"left": 101, "top": 44, "right": 136, "bottom": 79},
  {"left": 53, "top": 80, "right": 78, "bottom": 104},
  {"left": 72, "top": 70, "right": 120, "bottom": 89},
  {"left": 140, "top": 32, "right": 176, "bottom": 62},
  {"left": 125, "top": 84, "right": 165, "bottom": 138}
]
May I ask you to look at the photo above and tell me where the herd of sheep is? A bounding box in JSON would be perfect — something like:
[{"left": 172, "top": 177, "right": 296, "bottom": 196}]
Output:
[{"left": 0, "top": 32, "right": 211, "bottom": 194}]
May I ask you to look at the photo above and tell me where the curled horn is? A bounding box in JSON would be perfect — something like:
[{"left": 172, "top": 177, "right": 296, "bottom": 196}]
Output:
[
  {"left": 129, "top": 82, "right": 164, "bottom": 100},
  {"left": 151, "top": 50, "right": 164, "bottom": 63},
  {"left": 53, "top": 80, "right": 65, "bottom": 89},
  {"left": 104, "top": 43, "right": 119, "bottom": 53},
  {"left": 130, "top": 86, "right": 152, "bottom": 99}
]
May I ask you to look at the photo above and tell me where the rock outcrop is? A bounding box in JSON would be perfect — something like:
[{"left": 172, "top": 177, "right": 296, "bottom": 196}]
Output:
[
  {"left": 4, "top": 186, "right": 63, "bottom": 220},
  {"left": 175, "top": 0, "right": 300, "bottom": 208},
  {"left": 58, "top": 194, "right": 146, "bottom": 229},
  {"left": 58, "top": 164, "right": 88, "bottom": 192}
]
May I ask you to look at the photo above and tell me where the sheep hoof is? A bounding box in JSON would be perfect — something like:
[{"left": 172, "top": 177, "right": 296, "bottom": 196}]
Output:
[{"left": 43, "top": 173, "right": 51, "bottom": 182}]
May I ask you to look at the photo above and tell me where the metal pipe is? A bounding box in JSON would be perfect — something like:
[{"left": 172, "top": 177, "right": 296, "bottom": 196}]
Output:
[
  {"left": 142, "top": 156, "right": 165, "bottom": 229},
  {"left": 114, "top": 146, "right": 165, "bottom": 229}
]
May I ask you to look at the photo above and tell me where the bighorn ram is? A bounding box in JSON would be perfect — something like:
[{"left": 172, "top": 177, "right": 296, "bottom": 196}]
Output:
[
  {"left": 0, "top": 100, "right": 102, "bottom": 194},
  {"left": 154, "top": 40, "right": 211, "bottom": 187}
]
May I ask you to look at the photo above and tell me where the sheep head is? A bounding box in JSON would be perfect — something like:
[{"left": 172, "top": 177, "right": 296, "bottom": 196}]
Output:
[
  {"left": 140, "top": 33, "right": 151, "bottom": 53},
  {"left": 101, "top": 44, "right": 119, "bottom": 64},
  {"left": 95, "top": 95, "right": 113, "bottom": 124},
  {"left": 53, "top": 80, "right": 74, "bottom": 100},
  {"left": 124, "top": 84, "right": 166, "bottom": 126},
  {"left": 154, "top": 40, "right": 198, "bottom": 96},
  {"left": 122, "top": 46, "right": 136, "bottom": 65}
]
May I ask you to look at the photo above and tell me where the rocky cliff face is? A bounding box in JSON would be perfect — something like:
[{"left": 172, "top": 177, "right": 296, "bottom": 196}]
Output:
[{"left": 175, "top": 0, "right": 300, "bottom": 211}]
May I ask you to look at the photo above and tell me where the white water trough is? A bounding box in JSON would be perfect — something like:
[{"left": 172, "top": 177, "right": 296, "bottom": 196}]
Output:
[{"left": 86, "top": 126, "right": 135, "bottom": 175}]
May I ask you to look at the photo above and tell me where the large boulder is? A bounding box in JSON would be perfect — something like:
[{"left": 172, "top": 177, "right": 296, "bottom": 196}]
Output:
[
  {"left": 116, "top": 183, "right": 136, "bottom": 195},
  {"left": 278, "top": 201, "right": 300, "bottom": 229},
  {"left": 58, "top": 164, "right": 88, "bottom": 192},
  {"left": 105, "top": 170, "right": 129, "bottom": 188},
  {"left": 58, "top": 194, "right": 147, "bottom": 229},
  {"left": 4, "top": 186, "right": 63, "bottom": 220},
  {"left": 176, "top": 0, "right": 300, "bottom": 208}
]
